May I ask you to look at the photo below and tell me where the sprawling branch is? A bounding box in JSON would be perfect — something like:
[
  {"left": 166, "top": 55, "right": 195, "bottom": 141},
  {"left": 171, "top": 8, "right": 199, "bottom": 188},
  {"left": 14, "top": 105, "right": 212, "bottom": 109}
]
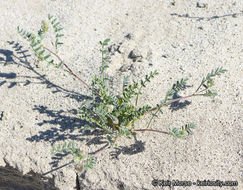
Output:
[{"left": 43, "top": 46, "right": 92, "bottom": 89}]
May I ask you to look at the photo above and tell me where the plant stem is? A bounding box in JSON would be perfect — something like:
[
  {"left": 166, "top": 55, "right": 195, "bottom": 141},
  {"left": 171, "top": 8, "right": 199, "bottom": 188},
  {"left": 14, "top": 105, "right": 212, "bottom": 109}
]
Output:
[
  {"left": 132, "top": 128, "right": 169, "bottom": 135},
  {"left": 93, "top": 146, "right": 110, "bottom": 157},
  {"left": 146, "top": 106, "right": 161, "bottom": 129},
  {"left": 145, "top": 93, "right": 202, "bottom": 128},
  {"left": 43, "top": 47, "right": 91, "bottom": 89},
  {"left": 135, "top": 86, "right": 142, "bottom": 106},
  {"left": 101, "top": 44, "right": 105, "bottom": 82},
  {"left": 92, "top": 136, "right": 122, "bottom": 157},
  {"left": 42, "top": 160, "right": 73, "bottom": 175},
  {"left": 194, "top": 79, "right": 205, "bottom": 93},
  {"left": 147, "top": 93, "right": 202, "bottom": 114}
]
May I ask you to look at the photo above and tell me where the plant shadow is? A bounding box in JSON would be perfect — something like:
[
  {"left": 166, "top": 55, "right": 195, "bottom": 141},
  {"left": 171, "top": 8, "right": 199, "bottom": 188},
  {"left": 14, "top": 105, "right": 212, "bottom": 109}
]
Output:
[
  {"left": 0, "top": 41, "right": 89, "bottom": 102},
  {"left": 28, "top": 105, "right": 112, "bottom": 169},
  {"left": 109, "top": 134, "right": 146, "bottom": 160},
  {"left": 30, "top": 104, "right": 147, "bottom": 171},
  {"left": 0, "top": 41, "right": 99, "bottom": 169},
  {"left": 27, "top": 105, "right": 87, "bottom": 143},
  {"left": 169, "top": 93, "right": 191, "bottom": 111}
]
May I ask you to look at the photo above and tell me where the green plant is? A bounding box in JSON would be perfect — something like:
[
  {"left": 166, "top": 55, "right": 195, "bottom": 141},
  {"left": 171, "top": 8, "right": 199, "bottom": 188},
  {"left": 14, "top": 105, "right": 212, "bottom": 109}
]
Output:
[{"left": 18, "top": 15, "right": 227, "bottom": 172}]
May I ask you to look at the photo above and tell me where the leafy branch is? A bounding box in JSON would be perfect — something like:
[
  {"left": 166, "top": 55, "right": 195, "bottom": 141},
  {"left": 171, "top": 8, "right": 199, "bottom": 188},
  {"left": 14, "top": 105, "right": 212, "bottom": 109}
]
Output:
[
  {"left": 135, "top": 70, "right": 159, "bottom": 106},
  {"left": 195, "top": 67, "right": 227, "bottom": 95},
  {"left": 17, "top": 15, "right": 91, "bottom": 89},
  {"left": 145, "top": 68, "right": 227, "bottom": 129},
  {"left": 146, "top": 77, "right": 188, "bottom": 128},
  {"left": 168, "top": 123, "right": 196, "bottom": 138},
  {"left": 51, "top": 141, "right": 96, "bottom": 171},
  {"left": 48, "top": 14, "right": 64, "bottom": 53},
  {"left": 99, "top": 39, "right": 111, "bottom": 82}
]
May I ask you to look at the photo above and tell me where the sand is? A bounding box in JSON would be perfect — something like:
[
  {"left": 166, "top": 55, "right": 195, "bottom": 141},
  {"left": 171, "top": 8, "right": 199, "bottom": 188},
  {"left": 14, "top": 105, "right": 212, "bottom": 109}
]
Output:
[{"left": 0, "top": 0, "right": 242, "bottom": 189}]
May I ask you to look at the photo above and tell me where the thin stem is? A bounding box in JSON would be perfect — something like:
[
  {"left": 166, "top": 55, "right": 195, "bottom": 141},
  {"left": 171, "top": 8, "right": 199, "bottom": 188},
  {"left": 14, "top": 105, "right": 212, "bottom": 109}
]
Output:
[
  {"left": 93, "top": 146, "right": 110, "bottom": 157},
  {"left": 145, "top": 93, "right": 203, "bottom": 128},
  {"left": 146, "top": 107, "right": 160, "bottom": 128},
  {"left": 101, "top": 45, "right": 105, "bottom": 82},
  {"left": 133, "top": 129, "right": 169, "bottom": 135},
  {"left": 197, "top": 88, "right": 208, "bottom": 94},
  {"left": 88, "top": 128, "right": 169, "bottom": 165},
  {"left": 92, "top": 136, "right": 121, "bottom": 157},
  {"left": 43, "top": 47, "right": 91, "bottom": 89},
  {"left": 135, "top": 87, "right": 142, "bottom": 106},
  {"left": 42, "top": 160, "right": 73, "bottom": 176},
  {"left": 146, "top": 93, "right": 202, "bottom": 114},
  {"left": 194, "top": 79, "right": 205, "bottom": 93}
]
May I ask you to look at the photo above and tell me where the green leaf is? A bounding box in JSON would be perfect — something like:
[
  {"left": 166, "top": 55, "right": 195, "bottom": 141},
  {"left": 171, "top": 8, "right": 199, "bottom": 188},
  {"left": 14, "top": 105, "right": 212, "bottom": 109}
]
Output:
[
  {"left": 140, "top": 80, "right": 145, "bottom": 87},
  {"left": 38, "top": 49, "right": 45, "bottom": 56},
  {"left": 82, "top": 124, "right": 92, "bottom": 131},
  {"left": 83, "top": 155, "right": 96, "bottom": 170},
  {"left": 203, "top": 90, "right": 217, "bottom": 98},
  {"left": 103, "top": 38, "right": 110, "bottom": 44},
  {"left": 51, "top": 18, "right": 57, "bottom": 24},
  {"left": 30, "top": 41, "right": 39, "bottom": 47},
  {"left": 43, "top": 54, "right": 51, "bottom": 60},
  {"left": 56, "top": 61, "right": 63, "bottom": 68},
  {"left": 103, "top": 65, "right": 109, "bottom": 69},
  {"left": 34, "top": 46, "right": 42, "bottom": 52},
  {"left": 169, "top": 123, "right": 196, "bottom": 138},
  {"left": 157, "top": 106, "right": 163, "bottom": 114},
  {"left": 152, "top": 113, "right": 158, "bottom": 118},
  {"left": 102, "top": 39, "right": 110, "bottom": 46},
  {"left": 53, "top": 22, "right": 60, "bottom": 28},
  {"left": 48, "top": 14, "right": 53, "bottom": 20},
  {"left": 145, "top": 75, "right": 150, "bottom": 82},
  {"left": 57, "top": 41, "right": 64, "bottom": 45},
  {"left": 62, "top": 142, "right": 67, "bottom": 151},
  {"left": 48, "top": 59, "right": 54, "bottom": 66},
  {"left": 123, "top": 76, "right": 130, "bottom": 91},
  {"left": 102, "top": 49, "right": 109, "bottom": 54},
  {"left": 57, "top": 144, "right": 61, "bottom": 152},
  {"left": 203, "top": 84, "right": 208, "bottom": 89},
  {"left": 55, "top": 27, "right": 63, "bottom": 32},
  {"left": 41, "top": 21, "right": 49, "bottom": 33},
  {"left": 56, "top": 33, "right": 64, "bottom": 38},
  {"left": 51, "top": 147, "right": 56, "bottom": 154},
  {"left": 103, "top": 56, "right": 110, "bottom": 60}
]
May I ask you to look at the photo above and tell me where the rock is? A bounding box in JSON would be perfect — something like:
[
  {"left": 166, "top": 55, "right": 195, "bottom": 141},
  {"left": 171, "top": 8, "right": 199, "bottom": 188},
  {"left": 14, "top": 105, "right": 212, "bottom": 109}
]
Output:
[
  {"left": 196, "top": 2, "right": 208, "bottom": 8},
  {"left": 124, "top": 33, "right": 133, "bottom": 40},
  {"left": 119, "top": 63, "right": 131, "bottom": 72},
  {"left": 108, "top": 42, "right": 122, "bottom": 55},
  {"left": 128, "top": 49, "right": 143, "bottom": 62}
]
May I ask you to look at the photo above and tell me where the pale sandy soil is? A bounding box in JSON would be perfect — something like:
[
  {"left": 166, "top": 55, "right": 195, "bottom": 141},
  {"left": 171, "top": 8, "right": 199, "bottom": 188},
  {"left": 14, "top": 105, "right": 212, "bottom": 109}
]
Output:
[{"left": 0, "top": 0, "right": 242, "bottom": 190}]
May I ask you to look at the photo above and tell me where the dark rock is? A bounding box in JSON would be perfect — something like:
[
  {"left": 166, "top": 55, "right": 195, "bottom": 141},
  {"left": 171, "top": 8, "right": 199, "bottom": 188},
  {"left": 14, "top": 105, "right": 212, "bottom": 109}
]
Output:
[
  {"left": 196, "top": 2, "right": 208, "bottom": 8},
  {"left": 128, "top": 49, "right": 143, "bottom": 62},
  {"left": 124, "top": 33, "right": 133, "bottom": 40}
]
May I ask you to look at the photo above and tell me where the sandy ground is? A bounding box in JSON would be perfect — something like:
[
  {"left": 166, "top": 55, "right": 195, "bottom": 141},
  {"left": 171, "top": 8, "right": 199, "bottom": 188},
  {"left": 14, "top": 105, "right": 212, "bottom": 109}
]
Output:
[{"left": 0, "top": 0, "right": 242, "bottom": 189}]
